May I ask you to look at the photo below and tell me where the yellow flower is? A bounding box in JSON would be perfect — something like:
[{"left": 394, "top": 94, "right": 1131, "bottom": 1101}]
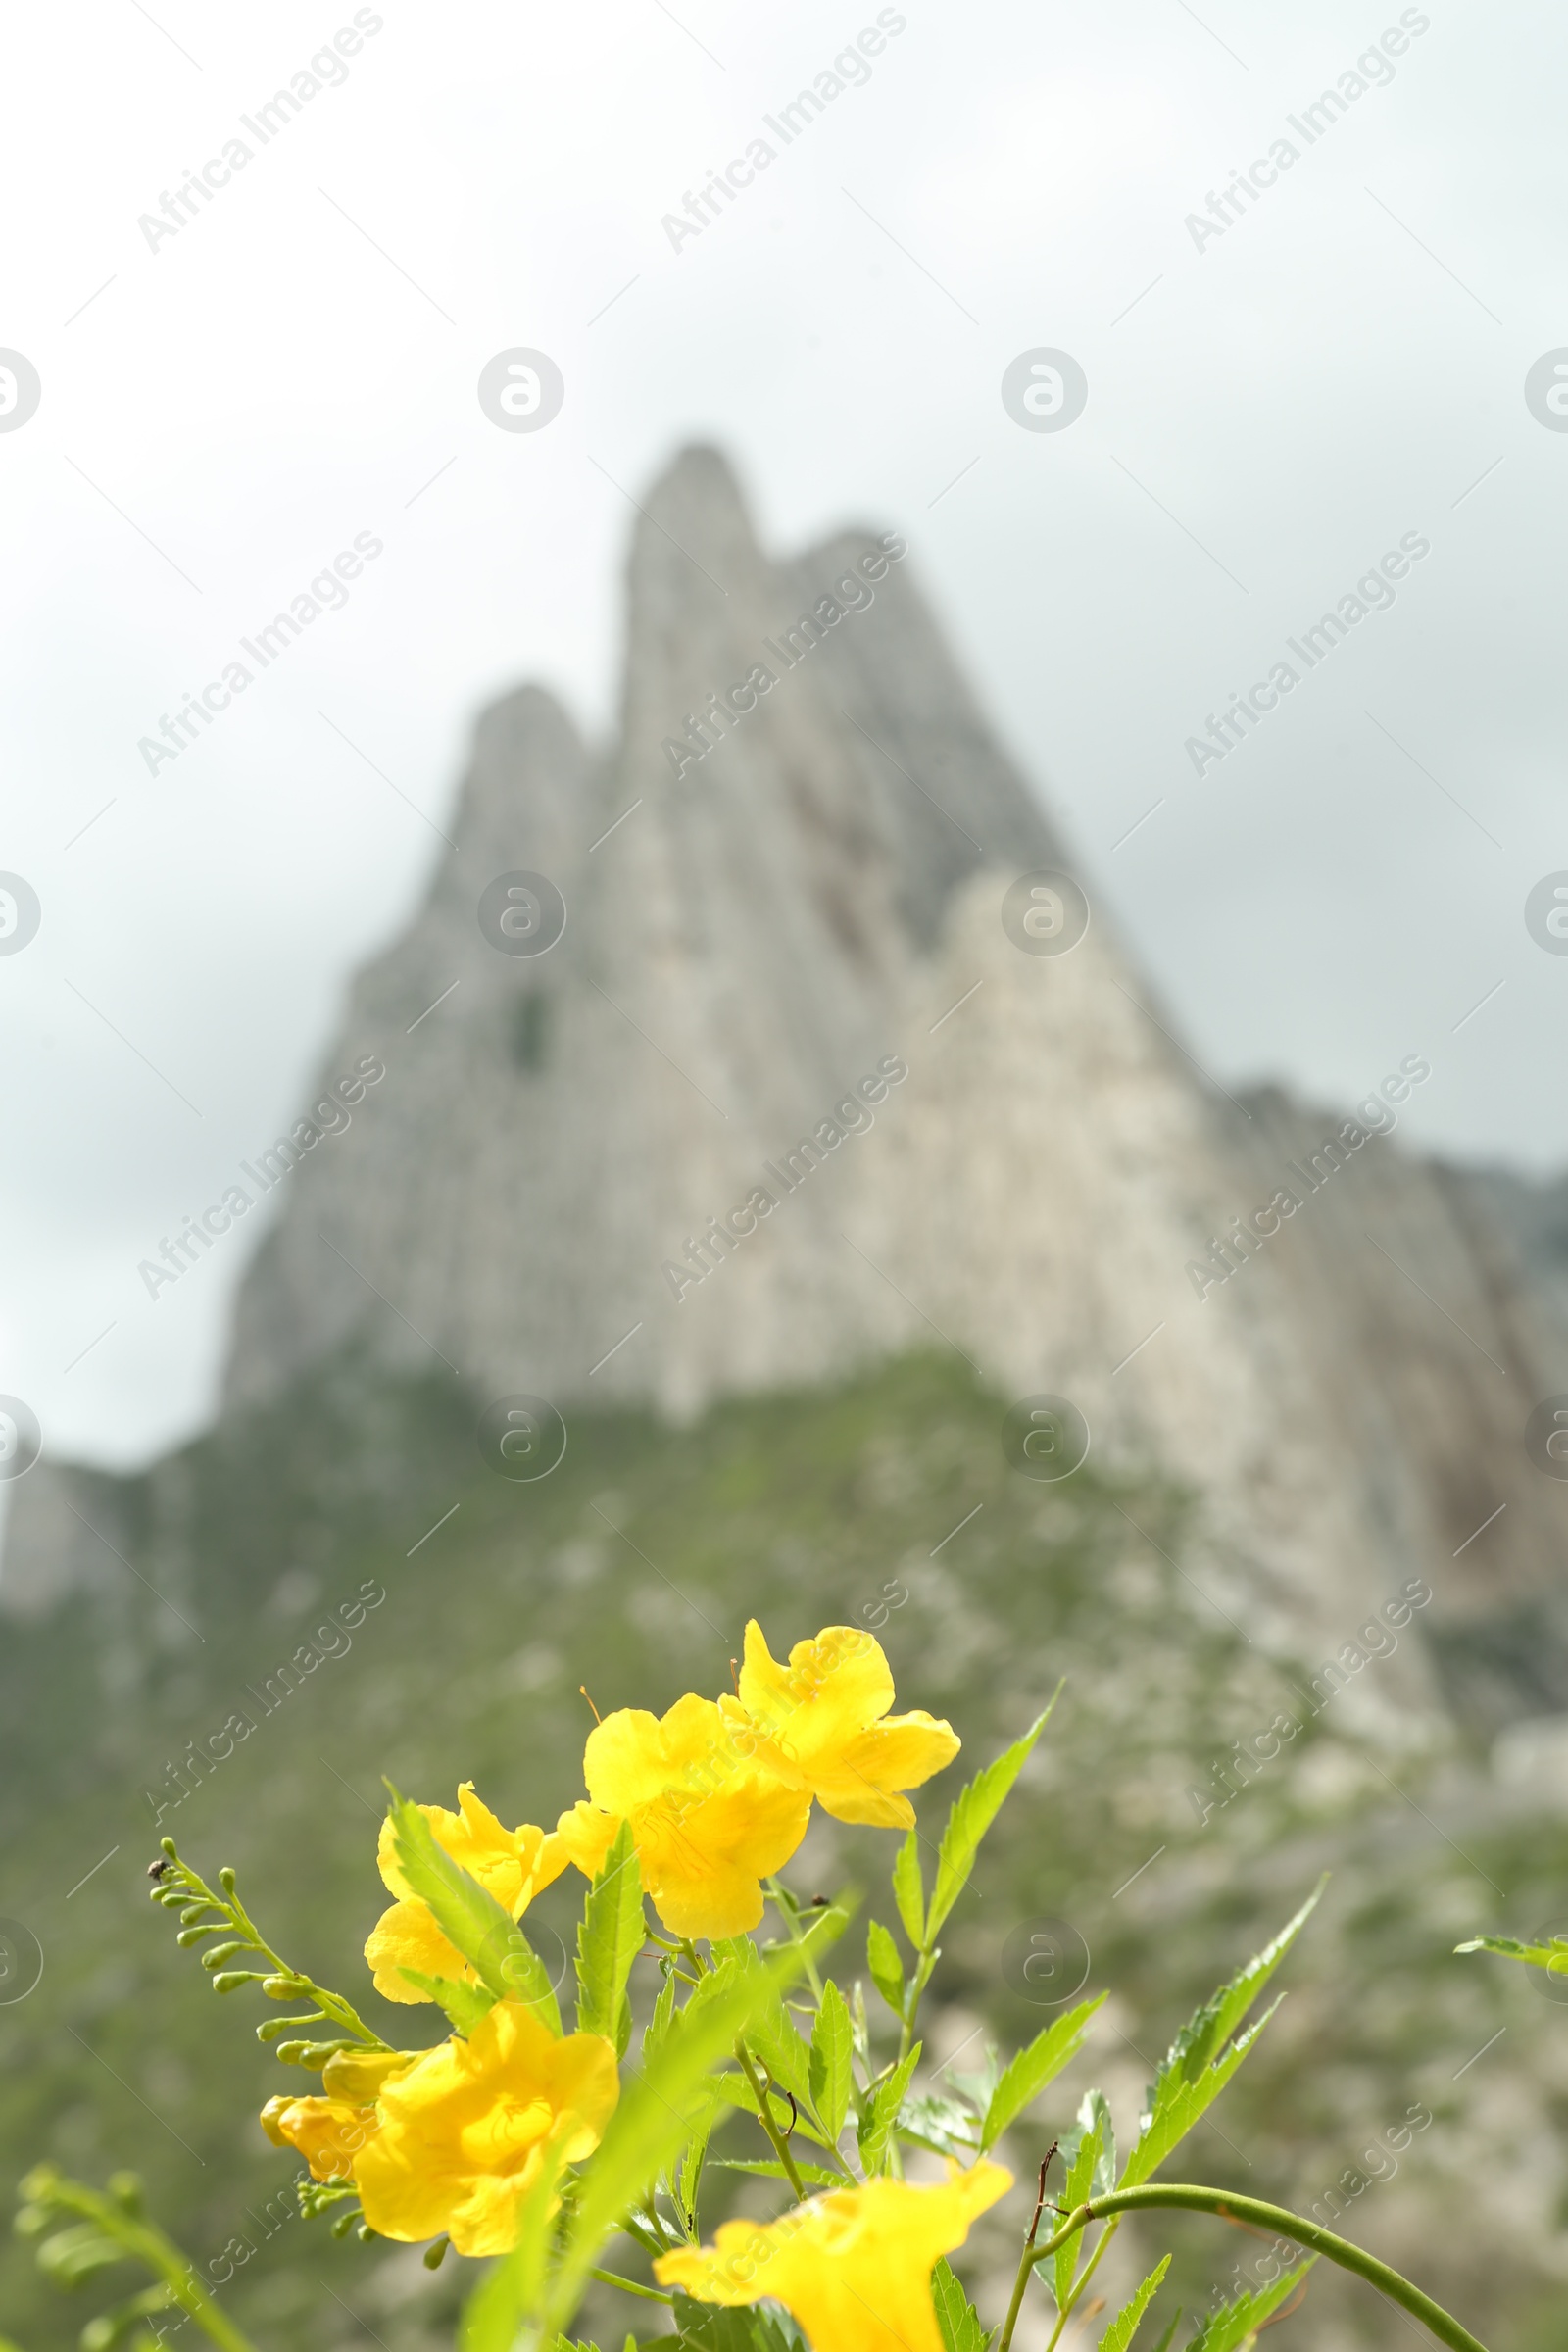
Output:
[
  {"left": 260, "top": 2050, "right": 419, "bottom": 2180},
  {"left": 261, "top": 2091, "right": 377, "bottom": 2182},
  {"left": 720, "top": 1622, "right": 960, "bottom": 1828},
  {"left": 352, "top": 2003, "right": 619, "bottom": 2257},
  {"left": 655, "top": 2161, "right": 1012, "bottom": 2352},
  {"left": 557, "top": 1692, "right": 811, "bottom": 1938},
  {"left": 365, "top": 1783, "right": 567, "bottom": 2005}
]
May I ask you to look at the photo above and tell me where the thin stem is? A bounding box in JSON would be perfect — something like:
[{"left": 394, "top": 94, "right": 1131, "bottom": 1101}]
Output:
[
  {"left": 588, "top": 2267, "right": 675, "bottom": 2306},
  {"left": 999, "top": 2152, "right": 1056, "bottom": 2352},
  {"left": 23, "top": 2173, "right": 258, "bottom": 2352},
  {"left": 1032, "top": 2185, "right": 1489, "bottom": 2352},
  {"left": 734, "top": 2039, "right": 808, "bottom": 2201},
  {"left": 1047, "top": 2215, "right": 1119, "bottom": 2351},
  {"left": 765, "top": 1880, "right": 825, "bottom": 2001}
]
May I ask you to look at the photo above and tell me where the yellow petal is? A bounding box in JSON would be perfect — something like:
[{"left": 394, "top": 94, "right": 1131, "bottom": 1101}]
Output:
[
  {"left": 259, "top": 2092, "right": 377, "bottom": 2181},
  {"left": 556, "top": 1800, "right": 621, "bottom": 1881},
  {"left": 365, "top": 1897, "right": 467, "bottom": 2004},
  {"left": 376, "top": 1784, "right": 565, "bottom": 1915},
  {"left": 354, "top": 2007, "right": 619, "bottom": 2257},
  {"left": 636, "top": 1771, "right": 811, "bottom": 1938},
  {"left": 656, "top": 2161, "right": 1012, "bottom": 2352},
  {"left": 727, "top": 1623, "right": 959, "bottom": 1821},
  {"left": 813, "top": 1714, "right": 963, "bottom": 1826}
]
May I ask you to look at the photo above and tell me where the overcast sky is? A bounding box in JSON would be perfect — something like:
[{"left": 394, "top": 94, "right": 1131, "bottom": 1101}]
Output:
[{"left": 3, "top": 0, "right": 1565, "bottom": 1471}]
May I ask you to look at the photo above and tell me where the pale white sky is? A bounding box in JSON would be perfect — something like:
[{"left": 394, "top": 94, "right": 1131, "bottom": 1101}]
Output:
[{"left": 3, "top": 0, "right": 1564, "bottom": 1468}]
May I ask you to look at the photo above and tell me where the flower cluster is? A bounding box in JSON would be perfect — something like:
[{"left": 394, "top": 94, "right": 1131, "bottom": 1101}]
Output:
[
  {"left": 257, "top": 1621, "right": 959, "bottom": 2278},
  {"left": 136, "top": 1617, "right": 1432, "bottom": 2352}
]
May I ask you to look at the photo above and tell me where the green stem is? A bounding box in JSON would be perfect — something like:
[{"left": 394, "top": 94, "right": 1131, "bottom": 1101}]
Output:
[
  {"left": 1046, "top": 2214, "right": 1118, "bottom": 2351},
  {"left": 22, "top": 2173, "right": 258, "bottom": 2352},
  {"left": 1032, "top": 2185, "right": 1489, "bottom": 2352},
  {"left": 764, "top": 1880, "right": 825, "bottom": 2001},
  {"left": 734, "top": 2040, "right": 808, "bottom": 2202},
  {"left": 588, "top": 2267, "right": 675, "bottom": 2305}
]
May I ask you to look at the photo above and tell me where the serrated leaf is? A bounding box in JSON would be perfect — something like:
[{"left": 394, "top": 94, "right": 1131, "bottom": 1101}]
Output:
[
  {"left": 395, "top": 1967, "right": 498, "bottom": 2034},
  {"left": 980, "top": 1993, "right": 1104, "bottom": 2151},
  {"left": 544, "top": 1929, "right": 822, "bottom": 2337},
  {"left": 1098, "top": 2254, "right": 1169, "bottom": 2352},
  {"left": 387, "top": 1785, "right": 561, "bottom": 2032},
  {"left": 667, "top": 2293, "right": 808, "bottom": 2351},
  {"left": 858, "top": 2044, "right": 920, "bottom": 2175},
  {"left": 642, "top": 1971, "right": 676, "bottom": 2067},
  {"left": 932, "top": 2253, "right": 993, "bottom": 2352},
  {"left": 1119, "top": 2005, "right": 1277, "bottom": 2188},
  {"left": 711, "top": 2158, "right": 845, "bottom": 2186},
  {"left": 926, "top": 1694, "right": 1059, "bottom": 1944},
  {"left": 1184, "top": 2259, "right": 1312, "bottom": 2352},
  {"left": 676, "top": 2100, "right": 713, "bottom": 2228},
  {"left": 1119, "top": 1885, "right": 1323, "bottom": 2188},
  {"left": 575, "top": 1820, "right": 644, "bottom": 2043},
  {"left": 809, "top": 1982, "right": 853, "bottom": 2141},
  {"left": 893, "top": 1830, "right": 925, "bottom": 1946},
  {"left": 898, "top": 2091, "right": 982, "bottom": 2161},
  {"left": 1054, "top": 2092, "right": 1109, "bottom": 2313},
  {"left": 459, "top": 2134, "right": 574, "bottom": 2352},
  {"left": 867, "top": 1919, "right": 906, "bottom": 2022}
]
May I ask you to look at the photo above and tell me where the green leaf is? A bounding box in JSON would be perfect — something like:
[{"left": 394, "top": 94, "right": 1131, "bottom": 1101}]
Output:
[
  {"left": 926, "top": 1693, "right": 1059, "bottom": 1944},
  {"left": 1184, "top": 2260, "right": 1312, "bottom": 2352},
  {"left": 458, "top": 2134, "right": 575, "bottom": 2352},
  {"left": 858, "top": 2044, "right": 920, "bottom": 2175},
  {"left": 897, "top": 2091, "right": 981, "bottom": 2161},
  {"left": 893, "top": 1830, "right": 925, "bottom": 1947},
  {"left": 575, "top": 1820, "right": 644, "bottom": 2052},
  {"left": 1054, "top": 2091, "right": 1110, "bottom": 2313},
  {"left": 1457, "top": 1930, "right": 1568, "bottom": 1980},
  {"left": 546, "top": 1929, "right": 820, "bottom": 2337},
  {"left": 395, "top": 1968, "right": 499, "bottom": 2035},
  {"left": 932, "top": 2253, "right": 993, "bottom": 2352},
  {"left": 667, "top": 2294, "right": 808, "bottom": 2351},
  {"left": 35, "top": 2225, "right": 127, "bottom": 2285},
  {"left": 980, "top": 1993, "right": 1104, "bottom": 2151},
  {"left": 1119, "top": 1884, "right": 1323, "bottom": 2188},
  {"left": 386, "top": 1785, "right": 561, "bottom": 2032},
  {"left": 809, "top": 1981, "right": 853, "bottom": 2142},
  {"left": 711, "top": 2158, "right": 845, "bottom": 2186},
  {"left": 867, "top": 1919, "right": 906, "bottom": 2022},
  {"left": 1098, "top": 2254, "right": 1169, "bottom": 2352},
  {"left": 676, "top": 2098, "right": 713, "bottom": 2228}
]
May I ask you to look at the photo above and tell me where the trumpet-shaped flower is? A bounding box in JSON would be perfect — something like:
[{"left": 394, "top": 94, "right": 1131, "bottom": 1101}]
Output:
[
  {"left": 353, "top": 2003, "right": 619, "bottom": 2257},
  {"left": 365, "top": 1782, "right": 566, "bottom": 2004},
  {"left": 720, "top": 1622, "right": 960, "bottom": 1827},
  {"left": 557, "top": 1691, "right": 810, "bottom": 1938},
  {"left": 655, "top": 2161, "right": 1012, "bottom": 2352},
  {"left": 261, "top": 2090, "right": 378, "bottom": 2182}
]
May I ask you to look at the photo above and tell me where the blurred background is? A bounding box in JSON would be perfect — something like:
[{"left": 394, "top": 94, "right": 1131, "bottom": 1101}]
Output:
[{"left": 4, "top": 2, "right": 1568, "bottom": 2346}]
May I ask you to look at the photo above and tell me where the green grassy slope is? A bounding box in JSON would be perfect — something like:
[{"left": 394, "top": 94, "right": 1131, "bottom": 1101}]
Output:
[{"left": 1, "top": 1353, "right": 1563, "bottom": 2350}]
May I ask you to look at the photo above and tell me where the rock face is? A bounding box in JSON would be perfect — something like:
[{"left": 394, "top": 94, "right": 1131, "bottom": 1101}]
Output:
[{"left": 7, "top": 447, "right": 1568, "bottom": 1707}]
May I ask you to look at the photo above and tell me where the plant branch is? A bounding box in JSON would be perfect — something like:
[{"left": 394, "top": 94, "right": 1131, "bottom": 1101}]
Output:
[
  {"left": 1031, "top": 2185, "right": 1489, "bottom": 2352},
  {"left": 734, "top": 2039, "right": 808, "bottom": 2202},
  {"left": 588, "top": 2266, "right": 674, "bottom": 2305}
]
